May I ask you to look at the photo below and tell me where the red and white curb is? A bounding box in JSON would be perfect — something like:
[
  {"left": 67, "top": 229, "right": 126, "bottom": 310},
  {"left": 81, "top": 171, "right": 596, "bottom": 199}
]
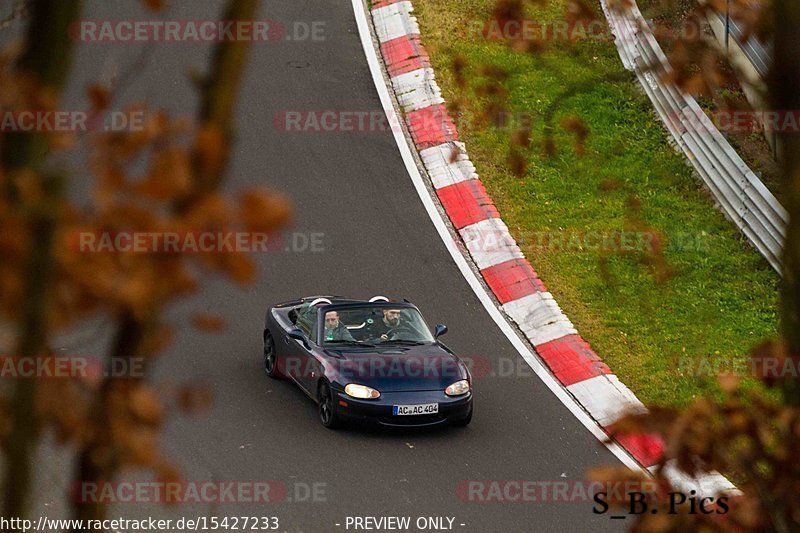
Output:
[{"left": 361, "top": 0, "right": 735, "bottom": 493}]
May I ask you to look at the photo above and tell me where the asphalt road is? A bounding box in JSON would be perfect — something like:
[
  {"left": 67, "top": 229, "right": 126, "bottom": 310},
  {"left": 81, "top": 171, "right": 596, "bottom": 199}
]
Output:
[{"left": 18, "top": 1, "right": 627, "bottom": 531}]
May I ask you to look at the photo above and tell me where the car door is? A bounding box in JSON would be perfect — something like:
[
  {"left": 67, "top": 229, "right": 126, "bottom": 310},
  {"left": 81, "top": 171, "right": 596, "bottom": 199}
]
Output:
[
  {"left": 284, "top": 305, "right": 316, "bottom": 393},
  {"left": 297, "top": 311, "right": 324, "bottom": 395}
]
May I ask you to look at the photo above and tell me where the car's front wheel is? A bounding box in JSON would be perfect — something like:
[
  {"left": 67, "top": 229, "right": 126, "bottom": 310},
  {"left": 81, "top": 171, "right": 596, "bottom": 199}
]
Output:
[
  {"left": 263, "top": 330, "right": 283, "bottom": 379},
  {"left": 318, "top": 382, "right": 341, "bottom": 429}
]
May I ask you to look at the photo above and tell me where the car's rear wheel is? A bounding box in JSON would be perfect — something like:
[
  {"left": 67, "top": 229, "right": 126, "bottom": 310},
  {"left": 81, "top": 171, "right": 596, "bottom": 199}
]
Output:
[
  {"left": 451, "top": 405, "right": 472, "bottom": 427},
  {"left": 318, "top": 382, "right": 341, "bottom": 429},
  {"left": 263, "top": 330, "right": 283, "bottom": 379}
]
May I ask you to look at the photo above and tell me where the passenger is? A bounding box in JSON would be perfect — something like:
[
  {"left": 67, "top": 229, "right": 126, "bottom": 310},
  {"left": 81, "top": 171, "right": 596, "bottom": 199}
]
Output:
[{"left": 323, "top": 311, "right": 356, "bottom": 342}]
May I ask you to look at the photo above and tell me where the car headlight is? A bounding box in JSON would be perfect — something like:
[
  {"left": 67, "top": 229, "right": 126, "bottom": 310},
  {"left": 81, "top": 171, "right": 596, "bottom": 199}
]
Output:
[
  {"left": 344, "top": 383, "right": 381, "bottom": 399},
  {"left": 445, "top": 379, "right": 470, "bottom": 396}
]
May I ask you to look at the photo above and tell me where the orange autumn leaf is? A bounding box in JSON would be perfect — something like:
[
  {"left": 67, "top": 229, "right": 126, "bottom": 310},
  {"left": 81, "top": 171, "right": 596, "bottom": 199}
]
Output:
[
  {"left": 191, "top": 313, "right": 225, "bottom": 332},
  {"left": 140, "top": 324, "right": 175, "bottom": 356},
  {"left": 239, "top": 189, "right": 292, "bottom": 231},
  {"left": 87, "top": 84, "right": 110, "bottom": 111},
  {"left": 184, "top": 192, "right": 233, "bottom": 228},
  {"left": 123, "top": 426, "right": 161, "bottom": 467},
  {"left": 156, "top": 461, "right": 181, "bottom": 485},
  {"left": 135, "top": 148, "right": 192, "bottom": 200},
  {"left": 177, "top": 384, "right": 213, "bottom": 414},
  {"left": 141, "top": 0, "right": 165, "bottom": 12},
  {"left": 507, "top": 148, "right": 527, "bottom": 177},
  {"left": 222, "top": 253, "right": 257, "bottom": 285},
  {"left": 128, "top": 386, "right": 162, "bottom": 427},
  {"left": 560, "top": 116, "right": 588, "bottom": 156}
]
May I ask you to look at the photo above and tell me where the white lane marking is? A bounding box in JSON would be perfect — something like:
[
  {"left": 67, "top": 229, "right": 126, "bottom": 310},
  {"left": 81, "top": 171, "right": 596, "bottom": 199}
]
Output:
[{"left": 350, "top": 0, "right": 642, "bottom": 471}]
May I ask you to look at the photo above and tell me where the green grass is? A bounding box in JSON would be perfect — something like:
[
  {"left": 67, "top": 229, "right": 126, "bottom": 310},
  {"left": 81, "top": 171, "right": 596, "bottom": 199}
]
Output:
[{"left": 414, "top": 0, "right": 779, "bottom": 406}]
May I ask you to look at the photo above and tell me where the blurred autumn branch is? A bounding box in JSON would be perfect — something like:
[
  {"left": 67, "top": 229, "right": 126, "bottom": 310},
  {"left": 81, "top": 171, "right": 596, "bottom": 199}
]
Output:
[
  {"left": 0, "top": 0, "right": 291, "bottom": 529},
  {"left": 477, "top": 0, "right": 798, "bottom": 530}
]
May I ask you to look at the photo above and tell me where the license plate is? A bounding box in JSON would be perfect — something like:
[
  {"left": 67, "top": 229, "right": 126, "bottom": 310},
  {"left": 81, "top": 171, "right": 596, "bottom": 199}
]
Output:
[{"left": 393, "top": 403, "right": 439, "bottom": 416}]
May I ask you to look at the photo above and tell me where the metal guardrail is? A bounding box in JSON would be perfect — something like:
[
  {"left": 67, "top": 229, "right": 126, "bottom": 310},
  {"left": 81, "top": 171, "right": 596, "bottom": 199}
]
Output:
[
  {"left": 600, "top": 0, "right": 786, "bottom": 273},
  {"left": 718, "top": 11, "right": 771, "bottom": 78}
]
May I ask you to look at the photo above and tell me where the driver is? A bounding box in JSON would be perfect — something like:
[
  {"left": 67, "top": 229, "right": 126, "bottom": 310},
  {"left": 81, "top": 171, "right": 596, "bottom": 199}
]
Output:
[
  {"left": 370, "top": 308, "right": 404, "bottom": 341},
  {"left": 323, "top": 311, "right": 355, "bottom": 342}
]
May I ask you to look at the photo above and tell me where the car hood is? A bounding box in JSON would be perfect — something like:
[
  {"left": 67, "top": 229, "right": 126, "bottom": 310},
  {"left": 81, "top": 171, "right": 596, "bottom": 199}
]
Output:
[{"left": 324, "top": 345, "right": 467, "bottom": 392}]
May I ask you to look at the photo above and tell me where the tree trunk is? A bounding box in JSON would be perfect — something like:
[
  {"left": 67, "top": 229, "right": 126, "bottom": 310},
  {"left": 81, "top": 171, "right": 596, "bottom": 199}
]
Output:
[
  {"left": 72, "top": 310, "right": 145, "bottom": 527},
  {"left": 773, "top": 0, "right": 800, "bottom": 406},
  {"left": 2, "top": 0, "right": 81, "bottom": 178},
  {"left": 1, "top": 0, "right": 81, "bottom": 520}
]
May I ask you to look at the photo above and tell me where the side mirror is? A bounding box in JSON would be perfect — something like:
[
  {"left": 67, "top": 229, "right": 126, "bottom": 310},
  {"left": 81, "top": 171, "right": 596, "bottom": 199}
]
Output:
[
  {"left": 433, "top": 324, "right": 448, "bottom": 338},
  {"left": 288, "top": 327, "right": 309, "bottom": 347}
]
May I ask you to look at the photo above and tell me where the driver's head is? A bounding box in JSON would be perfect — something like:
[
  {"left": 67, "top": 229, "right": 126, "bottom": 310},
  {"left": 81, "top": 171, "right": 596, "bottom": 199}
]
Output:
[
  {"left": 383, "top": 309, "right": 402, "bottom": 326},
  {"left": 324, "top": 311, "right": 340, "bottom": 329}
]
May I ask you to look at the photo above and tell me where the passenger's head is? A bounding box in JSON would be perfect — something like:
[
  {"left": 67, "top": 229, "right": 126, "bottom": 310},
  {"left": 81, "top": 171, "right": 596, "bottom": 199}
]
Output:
[
  {"left": 383, "top": 309, "right": 402, "bottom": 326},
  {"left": 325, "top": 311, "right": 340, "bottom": 329}
]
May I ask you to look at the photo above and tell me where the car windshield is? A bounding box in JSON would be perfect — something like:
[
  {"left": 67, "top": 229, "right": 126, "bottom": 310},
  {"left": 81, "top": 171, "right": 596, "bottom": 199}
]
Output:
[{"left": 320, "top": 305, "right": 435, "bottom": 344}]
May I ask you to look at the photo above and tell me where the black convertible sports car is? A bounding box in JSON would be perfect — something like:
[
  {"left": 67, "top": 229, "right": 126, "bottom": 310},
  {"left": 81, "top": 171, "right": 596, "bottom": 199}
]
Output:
[{"left": 262, "top": 296, "right": 473, "bottom": 428}]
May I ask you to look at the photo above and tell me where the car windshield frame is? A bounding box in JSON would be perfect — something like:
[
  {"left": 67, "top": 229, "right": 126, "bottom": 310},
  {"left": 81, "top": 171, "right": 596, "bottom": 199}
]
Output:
[{"left": 315, "top": 302, "right": 436, "bottom": 346}]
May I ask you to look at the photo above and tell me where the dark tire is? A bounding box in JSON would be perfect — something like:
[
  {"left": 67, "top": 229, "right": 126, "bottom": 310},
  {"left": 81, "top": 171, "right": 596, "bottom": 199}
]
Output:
[
  {"left": 451, "top": 404, "right": 472, "bottom": 427},
  {"left": 318, "top": 382, "right": 341, "bottom": 429},
  {"left": 263, "top": 330, "right": 283, "bottom": 379}
]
